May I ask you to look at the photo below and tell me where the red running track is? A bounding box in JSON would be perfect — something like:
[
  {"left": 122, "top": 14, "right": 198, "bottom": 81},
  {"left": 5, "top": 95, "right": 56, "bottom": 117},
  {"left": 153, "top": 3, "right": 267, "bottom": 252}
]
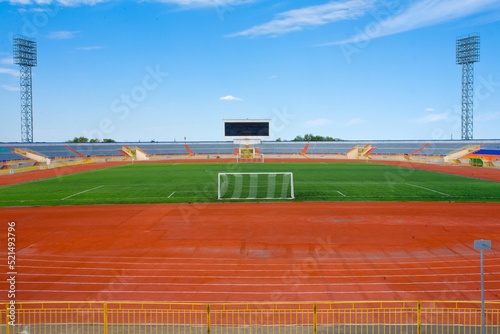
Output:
[{"left": 1, "top": 202, "right": 499, "bottom": 303}]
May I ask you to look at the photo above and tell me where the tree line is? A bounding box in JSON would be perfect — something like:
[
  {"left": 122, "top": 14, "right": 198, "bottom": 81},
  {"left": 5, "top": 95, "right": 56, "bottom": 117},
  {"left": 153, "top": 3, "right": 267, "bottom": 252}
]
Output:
[
  {"left": 276, "top": 134, "right": 341, "bottom": 142},
  {"left": 67, "top": 134, "right": 340, "bottom": 143},
  {"left": 67, "top": 137, "right": 116, "bottom": 143}
]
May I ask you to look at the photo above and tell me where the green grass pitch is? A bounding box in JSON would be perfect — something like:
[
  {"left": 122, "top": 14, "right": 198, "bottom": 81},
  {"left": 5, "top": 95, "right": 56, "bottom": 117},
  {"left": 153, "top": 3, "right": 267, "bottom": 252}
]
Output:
[{"left": 0, "top": 162, "right": 499, "bottom": 206}]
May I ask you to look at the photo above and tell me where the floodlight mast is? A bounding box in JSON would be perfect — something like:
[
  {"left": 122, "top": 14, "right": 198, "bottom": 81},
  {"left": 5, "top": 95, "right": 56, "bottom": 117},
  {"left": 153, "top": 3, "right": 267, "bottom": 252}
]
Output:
[
  {"left": 456, "top": 34, "right": 480, "bottom": 140},
  {"left": 13, "top": 35, "right": 37, "bottom": 143}
]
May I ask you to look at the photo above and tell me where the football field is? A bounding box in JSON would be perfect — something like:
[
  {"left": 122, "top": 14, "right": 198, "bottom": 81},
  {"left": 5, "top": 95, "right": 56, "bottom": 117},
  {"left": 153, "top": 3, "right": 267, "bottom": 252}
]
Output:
[{"left": 0, "top": 162, "right": 499, "bottom": 206}]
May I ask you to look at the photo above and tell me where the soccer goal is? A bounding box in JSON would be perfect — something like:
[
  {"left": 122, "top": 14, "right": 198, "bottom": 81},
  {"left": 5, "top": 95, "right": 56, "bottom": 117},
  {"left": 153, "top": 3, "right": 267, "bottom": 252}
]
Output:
[{"left": 218, "top": 172, "right": 294, "bottom": 200}]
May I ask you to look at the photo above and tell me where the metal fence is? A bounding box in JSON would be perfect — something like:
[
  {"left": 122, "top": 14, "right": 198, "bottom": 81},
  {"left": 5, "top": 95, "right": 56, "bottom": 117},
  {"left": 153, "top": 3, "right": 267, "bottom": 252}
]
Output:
[{"left": 2, "top": 301, "right": 500, "bottom": 334}]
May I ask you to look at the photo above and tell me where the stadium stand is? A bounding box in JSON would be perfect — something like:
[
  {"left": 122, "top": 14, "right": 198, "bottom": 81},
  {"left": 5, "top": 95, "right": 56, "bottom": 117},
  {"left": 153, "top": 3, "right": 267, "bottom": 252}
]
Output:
[
  {"left": 473, "top": 149, "right": 500, "bottom": 155},
  {"left": 135, "top": 142, "right": 188, "bottom": 156},
  {"left": 369, "top": 141, "right": 427, "bottom": 155},
  {"left": 15, "top": 144, "right": 80, "bottom": 158},
  {"left": 68, "top": 143, "right": 126, "bottom": 157},
  {"left": 187, "top": 142, "right": 235, "bottom": 155},
  {"left": 1, "top": 140, "right": 500, "bottom": 175},
  {"left": 480, "top": 142, "right": 500, "bottom": 150},
  {"left": 259, "top": 142, "right": 304, "bottom": 154},
  {"left": 0, "top": 147, "right": 30, "bottom": 162},
  {"left": 418, "top": 142, "right": 473, "bottom": 156},
  {"left": 306, "top": 142, "right": 365, "bottom": 154}
]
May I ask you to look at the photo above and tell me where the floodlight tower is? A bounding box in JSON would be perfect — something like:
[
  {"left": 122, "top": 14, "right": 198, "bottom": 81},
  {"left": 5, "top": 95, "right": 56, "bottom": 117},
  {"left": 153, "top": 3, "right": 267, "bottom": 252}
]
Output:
[
  {"left": 456, "top": 34, "right": 480, "bottom": 140},
  {"left": 13, "top": 35, "right": 37, "bottom": 143}
]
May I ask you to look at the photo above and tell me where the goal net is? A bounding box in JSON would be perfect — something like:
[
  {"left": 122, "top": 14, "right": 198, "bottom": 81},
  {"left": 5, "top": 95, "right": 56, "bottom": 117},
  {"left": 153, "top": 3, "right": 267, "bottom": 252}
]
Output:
[{"left": 218, "top": 172, "right": 294, "bottom": 200}]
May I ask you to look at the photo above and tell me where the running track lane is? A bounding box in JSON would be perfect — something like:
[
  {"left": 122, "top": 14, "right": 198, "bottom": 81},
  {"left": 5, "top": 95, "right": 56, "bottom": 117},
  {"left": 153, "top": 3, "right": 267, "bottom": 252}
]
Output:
[{"left": 0, "top": 202, "right": 499, "bottom": 302}]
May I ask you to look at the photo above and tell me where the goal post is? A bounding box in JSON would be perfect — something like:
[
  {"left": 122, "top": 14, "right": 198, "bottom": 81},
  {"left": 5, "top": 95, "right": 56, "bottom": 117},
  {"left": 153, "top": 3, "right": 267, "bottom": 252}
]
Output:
[{"left": 218, "top": 172, "right": 294, "bottom": 200}]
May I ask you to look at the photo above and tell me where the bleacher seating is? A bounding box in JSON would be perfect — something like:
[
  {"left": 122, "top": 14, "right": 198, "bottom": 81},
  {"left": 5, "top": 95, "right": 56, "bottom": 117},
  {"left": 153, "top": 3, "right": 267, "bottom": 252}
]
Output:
[
  {"left": 1, "top": 140, "right": 500, "bottom": 164},
  {"left": 306, "top": 142, "right": 361, "bottom": 154},
  {"left": 418, "top": 142, "right": 470, "bottom": 156},
  {"left": 136, "top": 143, "right": 187, "bottom": 155},
  {"left": 184, "top": 142, "right": 235, "bottom": 155},
  {"left": 259, "top": 142, "right": 304, "bottom": 154},
  {"left": 480, "top": 141, "right": 500, "bottom": 150},
  {"left": 68, "top": 144, "right": 125, "bottom": 157},
  {"left": 14, "top": 144, "right": 79, "bottom": 158},
  {"left": 473, "top": 149, "right": 500, "bottom": 155},
  {"left": 0, "top": 147, "right": 30, "bottom": 162},
  {"left": 370, "top": 142, "right": 427, "bottom": 155}
]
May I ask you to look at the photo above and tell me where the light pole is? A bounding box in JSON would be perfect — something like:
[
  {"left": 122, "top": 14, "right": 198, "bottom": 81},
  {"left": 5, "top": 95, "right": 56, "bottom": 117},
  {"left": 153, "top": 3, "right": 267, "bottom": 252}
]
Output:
[
  {"left": 474, "top": 239, "right": 491, "bottom": 334},
  {"left": 13, "top": 35, "right": 37, "bottom": 143}
]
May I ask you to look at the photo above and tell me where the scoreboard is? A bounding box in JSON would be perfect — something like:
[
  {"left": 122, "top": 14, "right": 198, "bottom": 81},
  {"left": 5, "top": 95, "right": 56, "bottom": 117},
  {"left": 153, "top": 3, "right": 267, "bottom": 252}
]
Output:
[{"left": 224, "top": 119, "right": 270, "bottom": 139}]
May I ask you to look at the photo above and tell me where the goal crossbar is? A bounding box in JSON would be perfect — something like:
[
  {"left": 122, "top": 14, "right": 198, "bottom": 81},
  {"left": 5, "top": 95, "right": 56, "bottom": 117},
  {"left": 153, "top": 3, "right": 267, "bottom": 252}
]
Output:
[{"left": 218, "top": 172, "right": 294, "bottom": 200}]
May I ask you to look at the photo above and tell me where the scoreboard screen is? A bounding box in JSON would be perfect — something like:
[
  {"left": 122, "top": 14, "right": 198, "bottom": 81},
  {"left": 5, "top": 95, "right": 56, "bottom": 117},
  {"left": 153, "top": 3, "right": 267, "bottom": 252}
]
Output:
[{"left": 224, "top": 120, "right": 270, "bottom": 138}]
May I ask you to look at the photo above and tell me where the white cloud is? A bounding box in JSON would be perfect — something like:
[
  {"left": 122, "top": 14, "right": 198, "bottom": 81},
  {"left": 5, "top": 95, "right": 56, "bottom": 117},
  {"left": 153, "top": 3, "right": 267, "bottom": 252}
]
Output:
[
  {"left": 305, "top": 118, "right": 334, "bottom": 127},
  {"left": 228, "top": 0, "right": 373, "bottom": 37},
  {"left": 414, "top": 112, "right": 451, "bottom": 124},
  {"left": 4, "top": 0, "right": 255, "bottom": 7},
  {"left": 424, "top": 108, "right": 435, "bottom": 112},
  {"left": 77, "top": 45, "right": 105, "bottom": 51},
  {"left": 138, "top": 0, "right": 254, "bottom": 9},
  {"left": 0, "top": 58, "right": 14, "bottom": 65},
  {"left": 1, "top": 84, "right": 20, "bottom": 92},
  {"left": 6, "top": 0, "right": 107, "bottom": 5},
  {"left": 0, "top": 68, "right": 19, "bottom": 77},
  {"left": 330, "top": 0, "right": 500, "bottom": 45},
  {"left": 47, "top": 30, "right": 79, "bottom": 39},
  {"left": 17, "top": 6, "right": 53, "bottom": 12},
  {"left": 220, "top": 95, "right": 243, "bottom": 101}
]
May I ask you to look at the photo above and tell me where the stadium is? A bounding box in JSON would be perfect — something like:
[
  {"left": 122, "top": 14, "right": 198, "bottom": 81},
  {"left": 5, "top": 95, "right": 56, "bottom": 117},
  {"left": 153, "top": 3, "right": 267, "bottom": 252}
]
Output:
[
  {"left": 1, "top": 6, "right": 500, "bottom": 333},
  {"left": 1, "top": 133, "right": 500, "bottom": 333}
]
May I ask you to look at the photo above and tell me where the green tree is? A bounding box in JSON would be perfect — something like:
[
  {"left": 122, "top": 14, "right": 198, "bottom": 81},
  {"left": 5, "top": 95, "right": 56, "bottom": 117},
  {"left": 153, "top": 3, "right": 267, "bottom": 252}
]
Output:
[
  {"left": 68, "top": 136, "right": 89, "bottom": 143},
  {"left": 292, "top": 134, "right": 340, "bottom": 141},
  {"left": 292, "top": 135, "right": 305, "bottom": 141}
]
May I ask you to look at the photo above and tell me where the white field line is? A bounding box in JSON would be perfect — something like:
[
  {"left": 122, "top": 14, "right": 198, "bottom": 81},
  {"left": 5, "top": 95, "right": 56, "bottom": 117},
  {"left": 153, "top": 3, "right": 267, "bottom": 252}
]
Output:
[
  {"left": 336, "top": 190, "right": 346, "bottom": 197},
  {"left": 167, "top": 191, "right": 176, "bottom": 199},
  {"left": 404, "top": 183, "right": 450, "bottom": 196},
  {"left": 61, "top": 185, "right": 104, "bottom": 201}
]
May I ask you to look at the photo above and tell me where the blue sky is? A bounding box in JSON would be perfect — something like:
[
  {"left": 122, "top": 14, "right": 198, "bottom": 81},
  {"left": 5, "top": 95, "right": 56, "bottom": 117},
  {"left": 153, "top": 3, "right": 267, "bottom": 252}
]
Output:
[{"left": 1, "top": 0, "right": 499, "bottom": 142}]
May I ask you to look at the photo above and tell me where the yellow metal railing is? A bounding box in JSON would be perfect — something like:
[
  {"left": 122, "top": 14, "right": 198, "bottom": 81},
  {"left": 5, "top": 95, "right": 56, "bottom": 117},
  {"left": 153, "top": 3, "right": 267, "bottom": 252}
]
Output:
[
  {"left": 1, "top": 301, "right": 499, "bottom": 334},
  {"left": 0, "top": 159, "right": 96, "bottom": 176}
]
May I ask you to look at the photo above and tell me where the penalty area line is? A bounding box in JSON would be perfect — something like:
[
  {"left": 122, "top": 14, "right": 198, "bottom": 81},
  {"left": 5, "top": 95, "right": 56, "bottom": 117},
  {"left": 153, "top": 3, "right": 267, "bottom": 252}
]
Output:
[
  {"left": 404, "top": 183, "right": 450, "bottom": 196},
  {"left": 61, "top": 185, "right": 104, "bottom": 201}
]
